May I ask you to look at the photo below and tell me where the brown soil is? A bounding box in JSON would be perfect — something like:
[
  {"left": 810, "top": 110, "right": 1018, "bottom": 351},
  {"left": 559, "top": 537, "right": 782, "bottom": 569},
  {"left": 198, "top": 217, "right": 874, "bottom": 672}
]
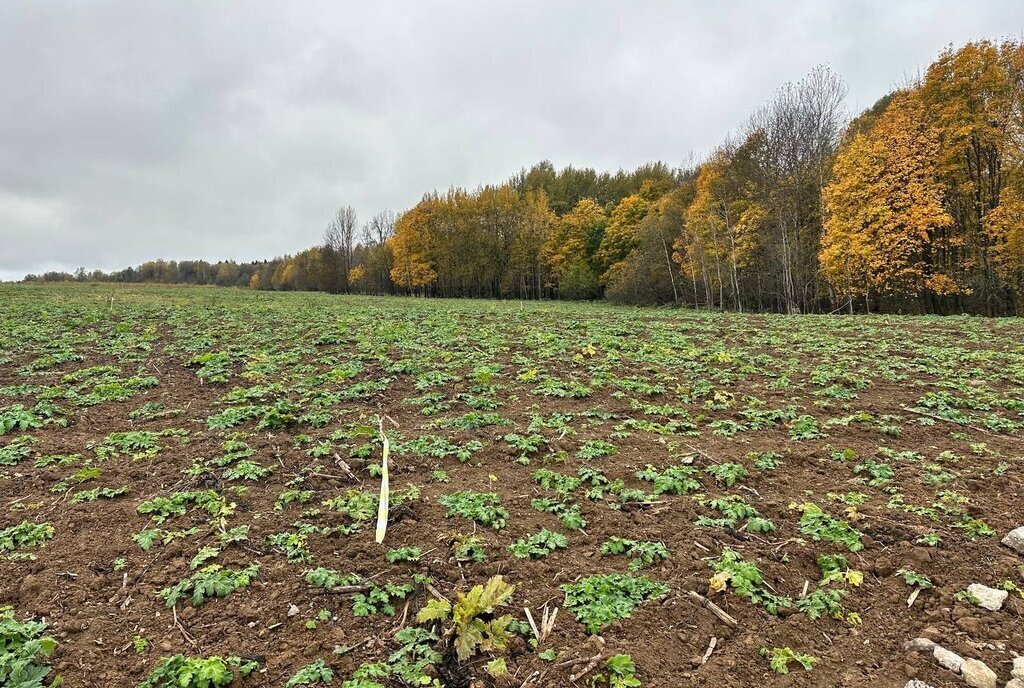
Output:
[{"left": 1, "top": 286, "right": 1022, "bottom": 688}]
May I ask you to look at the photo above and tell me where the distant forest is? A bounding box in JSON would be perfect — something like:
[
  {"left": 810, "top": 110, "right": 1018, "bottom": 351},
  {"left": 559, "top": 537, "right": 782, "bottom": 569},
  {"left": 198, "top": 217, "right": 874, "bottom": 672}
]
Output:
[{"left": 28, "top": 40, "right": 1024, "bottom": 315}]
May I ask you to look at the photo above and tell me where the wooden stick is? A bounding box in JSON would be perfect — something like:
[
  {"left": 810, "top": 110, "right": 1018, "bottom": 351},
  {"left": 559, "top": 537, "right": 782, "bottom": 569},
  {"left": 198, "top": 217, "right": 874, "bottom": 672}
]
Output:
[
  {"left": 686, "top": 591, "right": 738, "bottom": 628},
  {"left": 326, "top": 584, "right": 372, "bottom": 594},
  {"left": 569, "top": 656, "right": 602, "bottom": 682},
  {"left": 699, "top": 636, "right": 717, "bottom": 666},
  {"left": 524, "top": 607, "right": 541, "bottom": 643}
]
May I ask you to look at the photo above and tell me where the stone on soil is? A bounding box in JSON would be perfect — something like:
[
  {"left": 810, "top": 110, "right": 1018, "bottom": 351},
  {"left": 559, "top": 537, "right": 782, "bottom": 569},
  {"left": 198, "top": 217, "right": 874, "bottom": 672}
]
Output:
[
  {"left": 1013, "top": 656, "right": 1024, "bottom": 679},
  {"left": 1003, "top": 526, "right": 1024, "bottom": 553},
  {"left": 932, "top": 645, "right": 964, "bottom": 673},
  {"left": 959, "top": 658, "right": 997, "bottom": 688},
  {"left": 965, "top": 583, "right": 1007, "bottom": 611}
]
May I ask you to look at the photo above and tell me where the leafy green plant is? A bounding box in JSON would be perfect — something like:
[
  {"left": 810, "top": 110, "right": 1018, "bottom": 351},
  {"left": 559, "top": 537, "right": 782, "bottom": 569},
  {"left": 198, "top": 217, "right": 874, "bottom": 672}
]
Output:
[
  {"left": 896, "top": 569, "right": 933, "bottom": 589},
  {"left": 576, "top": 439, "right": 617, "bottom": 460},
  {"left": 708, "top": 549, "right": 791, "bottom": 614},
  {"left": 792, "top": 502, "right": 863, "bottom": 552},
  {"left": 439, "top": 491, "right": 508, "bottom": 530},
  {"left": 761, "top": 646, "right": 816, "bottom": 674},
  {"left": 508, "top": 528, "right": 568, "bottom": 559},
  {"left": 0, "top": 522, "right": 54, "bottom": 553},
  {"left": 705, "top": 462, "right": 749, "bottom": 487},
  {"left": 415, "top": 575, "right": 517, "bottom": 661},
  {"left": 386, "top": 546, "right": 422, "bottom": 563},
  {"left": 138, "top": 655, "right": 259, "bottom": 688},
  {"left": 0, "top": 608, "right": 58, "bottom": 688},
  {"left": 531, "top": 497, "right": 587, "bottom": 531},
  {"left": 158, "top": 563, "right": 260, "bottom": 607},
  {"left": 561, "top": 574, "right": 668, "bottom": 634},
  {"left": 600, "top": 537, "right": 669, "bottom": 571},
  {"left": 853, "top": 458, "right": 894, "bottom": 485},
  {"left": 795, "top": 588, "right": 846, "bottom": 620},
  {"left": 635, "top": 464, "right": 700, "bottom": 495},
  {"left": 286, "top": 659, "right": 333, "bottom": 687},
  {"left": 450, "top": 534, "right": 487, "bottom": 563},
  {"left": 305, "top": 568, "right": 413, "bottom": 617}
]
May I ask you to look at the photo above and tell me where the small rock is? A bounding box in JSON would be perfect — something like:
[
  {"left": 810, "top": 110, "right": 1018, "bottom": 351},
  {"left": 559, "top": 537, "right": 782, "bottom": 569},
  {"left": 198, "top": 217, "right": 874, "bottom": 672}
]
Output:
[
  {"left": 1003, "top": 526, "right": 1024, "bottom": 553},
  {"left": 959, "top": 658, "right": 997, "bottom": 688},
  {"left": 955, "top": 616, "right": 984, "bottom": 635},
  {"left": 933, "top": 645, "right": 963, "bottom": 673},
  {"left": 966, "top": 584, "right": 1008, "bottom": 611},
  {"left": 1013, "top": 656, "right": 1024, "bottom": 680},
  {"left": 904, "top": 682, "right": 935, "bottom": 688},
  {"left": 287, "top": 604, "right": 300, "bottom": 617},
  {"left": 905, "top": 637, "right": 936, "bottom": 652}
]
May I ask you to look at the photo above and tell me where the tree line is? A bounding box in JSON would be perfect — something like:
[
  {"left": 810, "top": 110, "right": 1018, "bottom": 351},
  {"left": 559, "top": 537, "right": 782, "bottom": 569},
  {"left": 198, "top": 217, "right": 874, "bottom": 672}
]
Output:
[{"left": 26, "top": 39, "right": 1024, "bottom": 315}]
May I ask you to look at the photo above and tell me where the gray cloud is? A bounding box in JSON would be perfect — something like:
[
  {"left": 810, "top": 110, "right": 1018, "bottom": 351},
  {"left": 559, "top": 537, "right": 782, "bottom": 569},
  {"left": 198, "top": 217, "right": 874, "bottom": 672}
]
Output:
[{"left": 1, "top": 0, "right": 1022, "bottom": 279}]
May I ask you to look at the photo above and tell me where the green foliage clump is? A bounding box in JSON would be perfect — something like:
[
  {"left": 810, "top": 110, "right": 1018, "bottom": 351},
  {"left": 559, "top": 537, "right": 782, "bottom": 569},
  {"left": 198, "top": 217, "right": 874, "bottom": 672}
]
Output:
[
  {"left": 0, "top": 522, "right": 54, "bottom": 553},
  {"left": 0, "top": 608, "right": 58, "bottom": 688},
  {"left": 704, "top": 462, "right": 749, "bottom": 487},
  {"left": 508, "top": 528, "right": 568, "bottom": 559},
  {"left": 709, "top": 549, "right": 792, "bottom": 614},
  {"left": 561, "top": 574, "right": 668, "bottom": 634},
  {"left": 386, "top": 546, "right": 422, "bottom": 563},
  {"left": 761, "top": 646, "right": 816, "bottom": 674},
  {"left": 600, "top": 537, "right": 669, "bottom": 571},
  {"left": 138, "top": 655, "right": 258, "bottom": 688},
  {"left": 591, "top": 654, "right": 642, "bottom": 688},
  {"left": 158, "top": 563, "right": 260, "bottom": 607},
  {"left": 792, "top": 502, "right": 864, "bottom": 552},
  {"left": 450, "top": 534, "right": 487, "bottom": 563},
  {"left": 635, "top": 464, "right": 701, "bottom": 495},
  {"left": 416, "top": 575, "right": 517, "bottom": 661},
  {"left": 530, "top": 497, "right": 587, "bottom": 531},
  {"left": 305, "top": 568, "right": 413, "bottom": 617},
  {"left": 137, "top": 490, "right": 233, "bottom": 524},
  {"left": 439, "top": 491, "right": 509, "bottom": 530},
  {"left": 286, "top": 659, "right": 333, "bottom": 687}
]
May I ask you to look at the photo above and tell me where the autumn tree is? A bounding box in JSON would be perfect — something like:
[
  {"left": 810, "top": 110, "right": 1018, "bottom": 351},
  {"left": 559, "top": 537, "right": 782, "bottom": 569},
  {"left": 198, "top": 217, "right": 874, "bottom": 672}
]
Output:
[{"left": 821, "top": 92, "right": 953, "bottom": 309}]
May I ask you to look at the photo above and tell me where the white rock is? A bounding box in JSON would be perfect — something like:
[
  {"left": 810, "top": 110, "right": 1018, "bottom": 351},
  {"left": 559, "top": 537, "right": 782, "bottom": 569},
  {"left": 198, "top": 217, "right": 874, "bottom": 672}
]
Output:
[
  {"left": 905, "top": 637, "right": 936, "bottom": 652},
  {"left": 966, "top": 583, "right": 1008, "bottom": 611},
  {"left": 933, "top": 645, "right": 964, "bottom": 673},
  {"left": 287, "top": 603, "right": 300, "bottom": 617},
  {"left": 1006, "top": 679, "right": 1024, "bottom": 688},
  {"left": 959, "top": 658, "right": 997, "bottom": 688},
  {"left": 1004, "top": 526, "right": 1024, "bottom": 553},
  {"left": 1014, "top": 656, "right": 1024, "bottom": 680},
  {"left": 904, "top": 682, "right": 935, "bottom": 688}
]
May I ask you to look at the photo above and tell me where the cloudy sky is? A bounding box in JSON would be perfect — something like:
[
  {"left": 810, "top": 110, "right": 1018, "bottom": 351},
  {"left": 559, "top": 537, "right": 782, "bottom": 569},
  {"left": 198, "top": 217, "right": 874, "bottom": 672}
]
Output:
[{"left": 1, "top": 1, "right": 1023, "bottom": 280}]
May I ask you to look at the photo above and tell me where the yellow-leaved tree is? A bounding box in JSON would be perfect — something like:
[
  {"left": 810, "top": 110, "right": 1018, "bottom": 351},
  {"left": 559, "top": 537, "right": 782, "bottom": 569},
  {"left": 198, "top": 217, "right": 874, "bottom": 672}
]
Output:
[
  {"left": 389, "top": 201, "right": 437, "bottom": 294},
  {"left": 821, "top": 92, "right": 953, "bottom": 304}
]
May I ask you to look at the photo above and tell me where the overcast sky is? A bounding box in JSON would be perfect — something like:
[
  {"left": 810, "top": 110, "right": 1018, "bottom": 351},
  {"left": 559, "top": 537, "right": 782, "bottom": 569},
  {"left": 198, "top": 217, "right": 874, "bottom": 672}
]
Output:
[{"left": 1, "top": 1, "right": 1023, "bottom": 280}]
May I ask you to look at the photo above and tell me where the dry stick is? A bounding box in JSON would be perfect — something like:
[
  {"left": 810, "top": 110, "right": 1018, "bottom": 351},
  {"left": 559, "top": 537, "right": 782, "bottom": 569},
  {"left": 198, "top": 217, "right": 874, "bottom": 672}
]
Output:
[
  {"left": 393, "top": 599, "right": 411, "bottom": 632},
  {"left": 524, "top": 607, "right": 541, "bottom": 643},
  {"left": 517, "top": 671, "right": 539, "bottom": 688},
  {"left": 426, "top": 583, "right": 450, "bottom": 603},
  {"left": 556, "top": 656, "right": 598, "bottom": 668},
  {"left": 326, "top": 584, "right": 372, "bottom": 594},
  {"left": 699, "top": 636, "right": 717, "bottom": 666},
  {"left": 171, "top": 606, "right": 196, "bottom": 646},
  {"left": 686, "top": 591, "right": 738, "bottom": 628},
  {"left": 681, "top": 442, "right": 719, "bottom": 465},
  {"left": 542, "top": 606, "right": 558, "bottom": 639},
  {"left": 568, "top": 655, "right": 603, "bottom": 682}
]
